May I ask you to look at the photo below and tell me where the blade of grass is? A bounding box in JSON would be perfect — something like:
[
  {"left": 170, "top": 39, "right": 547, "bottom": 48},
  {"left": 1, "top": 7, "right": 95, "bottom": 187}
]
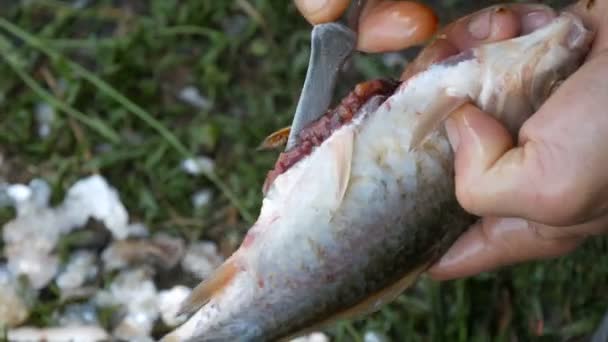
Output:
[
  {"left": 43, "top": 37, "right": 121, "bottom": 50},
  {"left": 0, "top": 18, "right": 255, "bottom": 223},
  {"left": 24, "top": 0, "right": 130, "bottom": 21},
  {"left": 157, "top": 25, "right": 226, "bottom": 39},
  {"left": 0, "top": 36, "right": 121, "bottom": 144},
  {"left": 342, "top": 321, "right": 363, "bottom": 342}
]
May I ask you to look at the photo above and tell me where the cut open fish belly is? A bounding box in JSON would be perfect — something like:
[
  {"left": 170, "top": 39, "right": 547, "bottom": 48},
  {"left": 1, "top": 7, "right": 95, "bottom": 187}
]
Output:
[{"left": 163, "top": 11, "right": 594, "bottom": 342}]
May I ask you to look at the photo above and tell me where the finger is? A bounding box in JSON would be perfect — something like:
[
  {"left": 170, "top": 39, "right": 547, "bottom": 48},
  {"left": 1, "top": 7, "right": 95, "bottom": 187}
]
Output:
[
  {"left": 427, "top": 216, "right": 590, "bottom": 281},
  {"left": 295, "top": 0, "right": 350, "bottom": 25},
  {"left": 400, "top": 4, "right": 557, "bottom": 80},
  {"left": 399, "top": 36, "right": 460, "bottom": 81},
  {"left": 567, "top": 0, "right": 608, "bottom": 55},
  {"left": 357, "top": 1, "right": 438, "bottom": 53},
  {"left": 444, "top": 103, "right": 515, "bottom": 216},
  {"left": 445, "top": 54, "right": 608, "bottom": 226},
  {"left": 444, "top": 4, "right": 556, "bottom": 50}
]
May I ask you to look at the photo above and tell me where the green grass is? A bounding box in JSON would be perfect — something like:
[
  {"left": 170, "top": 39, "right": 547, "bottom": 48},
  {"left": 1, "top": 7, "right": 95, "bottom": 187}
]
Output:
[{"left": 1, "top": 0, "right": 607, "bottom": 341}]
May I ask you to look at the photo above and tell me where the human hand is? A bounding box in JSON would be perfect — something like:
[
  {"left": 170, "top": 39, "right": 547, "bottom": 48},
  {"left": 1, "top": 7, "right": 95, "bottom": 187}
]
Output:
[
  {"left": 294, "top": 0, "right": 438, "bottom": 52},
  {"left": 294, "top": 1, "right": 568, "bottom": 78},
  {"left": 295, "top": 0, "right": 608, "bottom": 279},
  {"left": 427, "top": 0, "right": 608, "bottom": 280}
]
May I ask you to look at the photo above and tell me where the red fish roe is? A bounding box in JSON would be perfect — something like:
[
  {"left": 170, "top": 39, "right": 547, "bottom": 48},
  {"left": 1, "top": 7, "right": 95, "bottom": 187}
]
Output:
[{"left": 263, "top": 79, "right": 399, "bottom": 193}]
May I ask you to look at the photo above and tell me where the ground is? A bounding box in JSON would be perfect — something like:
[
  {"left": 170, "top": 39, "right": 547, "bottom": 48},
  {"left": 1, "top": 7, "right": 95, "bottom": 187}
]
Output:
[{"left": 0, "top": 0, "right": 607, "bottom": 341}]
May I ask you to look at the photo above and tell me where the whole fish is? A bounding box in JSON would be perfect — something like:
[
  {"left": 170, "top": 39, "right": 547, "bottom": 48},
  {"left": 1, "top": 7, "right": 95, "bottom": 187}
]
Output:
[{"left": 164, "top": 11, "right": 594, "bottom": 342}]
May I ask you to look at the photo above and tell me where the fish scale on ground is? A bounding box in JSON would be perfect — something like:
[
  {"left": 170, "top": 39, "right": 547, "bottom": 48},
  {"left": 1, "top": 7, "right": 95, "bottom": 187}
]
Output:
[{"left": 163, "top": 11, "right": 594, "bottom": 342}]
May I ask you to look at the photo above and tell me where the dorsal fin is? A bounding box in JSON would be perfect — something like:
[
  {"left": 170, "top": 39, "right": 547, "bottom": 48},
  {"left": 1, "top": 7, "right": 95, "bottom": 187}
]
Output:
[
  {"left": 410, "top": 92, "right": 469, "bottom": 151},
  {"left": 176, "top": 259, "right": 239, "bottom": 317}
]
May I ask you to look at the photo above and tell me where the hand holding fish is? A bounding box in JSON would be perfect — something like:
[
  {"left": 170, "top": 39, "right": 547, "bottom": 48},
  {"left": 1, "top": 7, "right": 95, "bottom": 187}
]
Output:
[
  {"left": 429, "top": 0, "right": 608, "bottom": 280},
  {"left": 163, "top": 3, "right": 597, "bottom": 340},
  {"left": 294, "top": 0, "right": 438, "bottom": 52},
  {"left": 298, "top": 0, "right": 608, "bottom": 280}
]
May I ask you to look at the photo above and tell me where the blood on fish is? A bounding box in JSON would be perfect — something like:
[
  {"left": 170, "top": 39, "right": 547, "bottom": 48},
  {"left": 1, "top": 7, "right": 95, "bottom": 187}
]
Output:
[
  {"left": 263, "top": 79, "right": 400, "bottom": 193},
  {"left": 242, "top": 232, "right": 256, "bottom": 248}
]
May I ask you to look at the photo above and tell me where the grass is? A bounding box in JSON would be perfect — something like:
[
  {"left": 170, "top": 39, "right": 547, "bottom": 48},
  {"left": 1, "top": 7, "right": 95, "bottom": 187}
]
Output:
[{"left": 0, "top": 0, "right": 607, "bottom": 341}]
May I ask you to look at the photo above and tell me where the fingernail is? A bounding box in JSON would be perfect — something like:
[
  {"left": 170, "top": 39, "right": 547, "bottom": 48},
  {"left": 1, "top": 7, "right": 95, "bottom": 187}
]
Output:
[
  {"left": 296, "top": 0, "right": 328, "bottom": 16},
  {"left": 521, "top": 10, "right": 555, "bottom": 33},
  {"left": 467, "top": 9, "right": 492, "bottom": 40},
  {"left": 444, "top": 117, "right": 460, "bottom": 151}
]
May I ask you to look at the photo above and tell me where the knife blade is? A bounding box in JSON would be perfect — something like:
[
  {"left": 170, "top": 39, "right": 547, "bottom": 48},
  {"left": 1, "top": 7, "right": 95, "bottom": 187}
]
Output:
[{"left": 285, "top": 0, "right": 367, "bottom": 150}]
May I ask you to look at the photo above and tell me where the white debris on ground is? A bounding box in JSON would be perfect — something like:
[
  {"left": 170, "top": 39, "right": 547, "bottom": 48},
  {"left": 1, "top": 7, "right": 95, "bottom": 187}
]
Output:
[
  {"left": 34, "top": 102, "right": 55, "bottom": 138},
  {"left": 181, "top": 241, "right": 225, "bottom": 279},
  {"left": 192, "top": 188, "right": 213, "bottom": 209},
  {"left": 0, "top": 267, "right": 29, "bottom": 327},
  {"left": 5, "top": 245, "right": 60, "bottom": 290},
  {"left": 8, "top": 326, "right": 109, "bottom": 342},
  {"left": 56, "top": 250, "right": 98, "bottom": 292},
  {"left": 177, "top": 86, "right": 212, "bottom": 110},
  {"left": 288, "top": 332, "right": 331, "bottom": 342},
  {"left": 56, "top": 302, "right": 99, "bottom": 326},
  {"left": 180, "top": 156, "right": 215, "bottom": 176},
  {"left": 5, "top": 178, "right": 51, "bottom": 216},
  {"left": 95, "top": 268, "right": 159, "bottom": 341},
  {"left": 0, "top": 173, "right": 230, "bottom": 340},
  {"left": 60, "top": 175, "right": 132, "bottom": 239},
  {"left": 2, "top": 175, "right": 141, "bottom": 290},
  {"left": 158, "top": 285, "right": 192, "bottom": 327},
  {"left": 364, "top": 331, "right": 390, "bottom": 342}
]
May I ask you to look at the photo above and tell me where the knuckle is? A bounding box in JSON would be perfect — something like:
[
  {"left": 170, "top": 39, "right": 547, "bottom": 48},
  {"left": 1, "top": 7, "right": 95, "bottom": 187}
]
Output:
[
  {"left": 531, "top": 168, "right": 589, "bottom": 225},
  {"left": 455, "top": 177, "right": 481, "bottom": 215}
]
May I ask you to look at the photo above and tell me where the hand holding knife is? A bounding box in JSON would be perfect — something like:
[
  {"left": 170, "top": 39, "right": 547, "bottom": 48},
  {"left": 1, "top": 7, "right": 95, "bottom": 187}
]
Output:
[{"left": 257, "top": 1, "right": 438, "bottom": 151}]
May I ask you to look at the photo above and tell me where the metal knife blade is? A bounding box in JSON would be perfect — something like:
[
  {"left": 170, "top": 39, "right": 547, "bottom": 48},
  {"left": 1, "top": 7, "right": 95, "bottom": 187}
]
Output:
[
  {"left": 285, "top": 23, "right": 356, "bottom": 150},
  {"left": 285, "top": 0, "right": 367, "bottom": 150}
]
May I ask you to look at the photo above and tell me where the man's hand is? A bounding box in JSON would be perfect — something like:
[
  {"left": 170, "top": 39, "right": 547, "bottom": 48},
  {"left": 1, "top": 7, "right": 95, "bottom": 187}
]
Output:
[
  {"left": 428, "top": 0, "right": 608, "bottom": 280},
  {"left": 294, "top": 0, "right": 438, "bottom": 52},
  {"left": 295, "top": 0, "right": 608, "bottom": 279}
]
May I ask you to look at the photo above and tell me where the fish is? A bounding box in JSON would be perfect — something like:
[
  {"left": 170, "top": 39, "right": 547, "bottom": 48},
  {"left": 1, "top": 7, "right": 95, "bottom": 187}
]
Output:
[{"left": 163, "top": 11, "right": 594, "bottom": 342}]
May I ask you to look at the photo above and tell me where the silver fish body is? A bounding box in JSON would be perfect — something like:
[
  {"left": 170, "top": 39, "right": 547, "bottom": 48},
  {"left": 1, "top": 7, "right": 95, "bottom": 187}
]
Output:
[{"left": 164, "top": 12, "right": 593, "bottom": 342}]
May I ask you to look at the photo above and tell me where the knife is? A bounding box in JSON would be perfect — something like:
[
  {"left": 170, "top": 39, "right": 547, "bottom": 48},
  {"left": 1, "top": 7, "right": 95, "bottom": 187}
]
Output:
[{"left": 285, "top": 0, "right": 367, "bottom": 150}]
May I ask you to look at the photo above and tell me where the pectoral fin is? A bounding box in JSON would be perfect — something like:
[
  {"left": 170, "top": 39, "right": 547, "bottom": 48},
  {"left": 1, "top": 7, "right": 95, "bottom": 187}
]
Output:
[
  {"left": 410, "top": 91, "right": 469, "bottom": 151},
  {"left": 281, "top": 263, "right": 429, "bottom": 342},
  {"left": 329, "top": 263, "right": 429, "bottom": 321},
  {"left": 328, "top": 128, "right": 354, "bottom": 206}
]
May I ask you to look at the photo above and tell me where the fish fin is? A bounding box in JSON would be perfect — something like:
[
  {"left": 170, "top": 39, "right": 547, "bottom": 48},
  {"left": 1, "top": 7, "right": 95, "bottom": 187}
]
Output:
[
  {"left": 162, "top": 310, "right": 260, "bottom": 342},
  {"left": 182, "top": 320, "right": 261, "bottom": 342},
  {"left": 281, "top": 263, "right": 429, "bottom": 341},
  {"left": 409, "top": 91, "right": 470, "bottom": 151},
  {"left": 329, "top": 263, "right": 429, "bottom": 321},
  {"left": 328, "top": 128, "right": 354, "bottom": 207},
  {"left": 257, "top": 126, "right": 291, "bottom": 151},
  {"left": 176, "top": 259, "right": 239, "bottom": 317}
]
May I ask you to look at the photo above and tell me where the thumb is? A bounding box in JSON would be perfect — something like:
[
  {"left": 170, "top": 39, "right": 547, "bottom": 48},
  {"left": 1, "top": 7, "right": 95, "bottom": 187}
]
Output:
[
  {"left": 445, "top": 104, "right": 518, "bottom": 217},
  {"left": 445, "top": 104, "right": 552, "bottom": 219},
  {"left": 294, "top": 0, "right": 350, "bottom": 25},
  {"left": 445, "top": 103, "right": 590, "bottom": 226}
]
